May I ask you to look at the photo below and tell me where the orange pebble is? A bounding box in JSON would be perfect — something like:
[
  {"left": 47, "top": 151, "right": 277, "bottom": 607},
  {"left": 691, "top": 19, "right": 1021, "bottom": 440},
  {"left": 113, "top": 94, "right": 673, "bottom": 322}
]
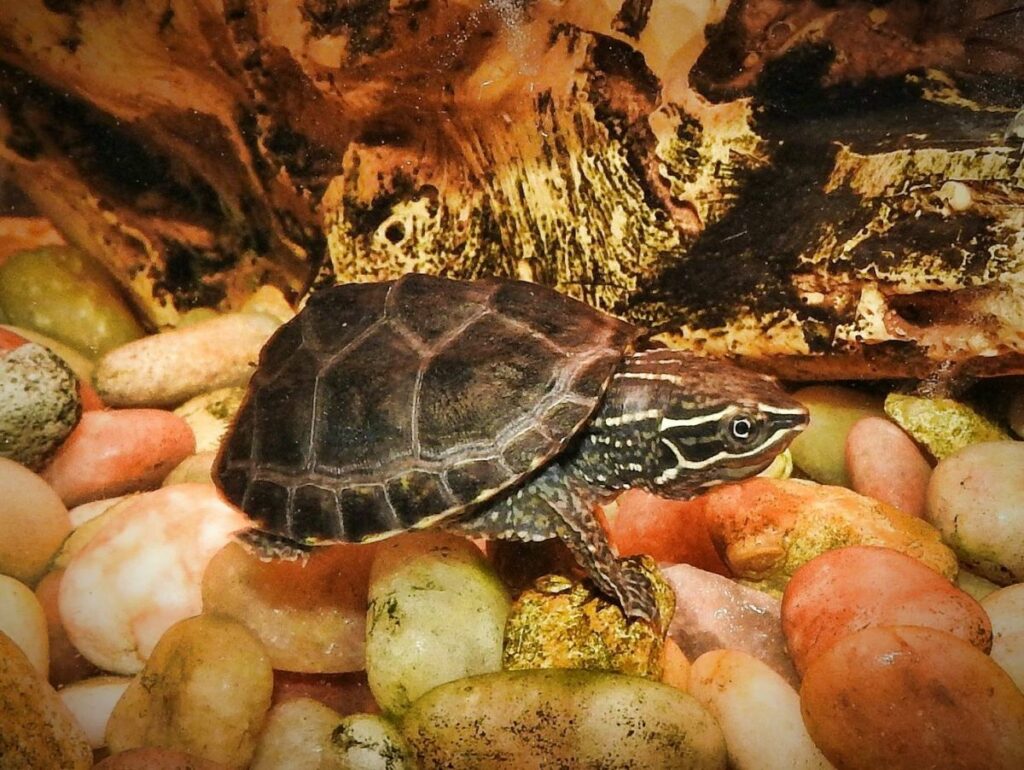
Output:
[
  {"left": 0, "top": 458, "right": 73, "bottom": 584},
  {"left": 42, "top": 409, "right": 195, "bottom": 506},
  {"left": 845, "top": 416, "right": 931, "bottom": 516},
  {"left": 606, "top": 489, "right": 729, "bottom": 574},
  {"left": 0, "top": 326, "right": 28, "bottom": 349},
  {"left": 782, "top": 545, "right": 992, "bottom": 675},
  {"left": 801, "top": 626, "right": 1024, "bottom": 770},
  {"left": 34, "top": 570, "right": 100, "bottom": 688},
  {"left": 660, "top": 637, "right": 691, "bottom": 692},
  {"left": 78, "top": 381, "right": 104, "bottom": 411}
]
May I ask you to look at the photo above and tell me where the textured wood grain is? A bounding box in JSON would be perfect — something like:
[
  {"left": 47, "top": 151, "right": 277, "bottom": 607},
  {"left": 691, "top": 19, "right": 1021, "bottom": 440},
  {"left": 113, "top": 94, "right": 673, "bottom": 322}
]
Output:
[{"left": 1, "top": 1, "right": 1021, "bottom": 378}]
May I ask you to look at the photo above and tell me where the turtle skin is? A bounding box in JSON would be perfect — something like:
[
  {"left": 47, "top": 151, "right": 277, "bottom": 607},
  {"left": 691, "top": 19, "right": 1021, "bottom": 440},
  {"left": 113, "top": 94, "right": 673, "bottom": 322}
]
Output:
[{"left": 214, "top": 273, "right": 641, "bottom": 545}]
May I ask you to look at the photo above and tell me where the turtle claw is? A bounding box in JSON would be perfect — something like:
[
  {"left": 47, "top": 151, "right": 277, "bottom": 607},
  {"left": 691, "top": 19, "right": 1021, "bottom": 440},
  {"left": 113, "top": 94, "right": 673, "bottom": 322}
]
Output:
[
  {"left": 614, "top": 556, "right": 661, "bottom": 627},
  {"left": 236, "top": 528, "right": 312, "bottom": 563}
]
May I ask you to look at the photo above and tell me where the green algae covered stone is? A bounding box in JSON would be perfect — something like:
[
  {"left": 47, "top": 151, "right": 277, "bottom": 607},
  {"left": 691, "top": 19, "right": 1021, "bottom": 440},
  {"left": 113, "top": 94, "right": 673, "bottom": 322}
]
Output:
[
  {"left": 885, "top": 393, "right": 1011, "bottom": 460},
  {"left": 502, "top": 556, "right": 674, "bottom": 678},
  {"left": 0, "top": 247, "right": 144, "bottom": 359}
]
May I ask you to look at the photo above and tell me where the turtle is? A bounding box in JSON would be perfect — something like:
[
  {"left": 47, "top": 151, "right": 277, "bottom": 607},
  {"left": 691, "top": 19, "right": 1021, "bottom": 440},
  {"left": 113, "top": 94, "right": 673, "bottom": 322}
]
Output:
[{"left": 213, "top": 273, "right": 808, "bottom": 622}]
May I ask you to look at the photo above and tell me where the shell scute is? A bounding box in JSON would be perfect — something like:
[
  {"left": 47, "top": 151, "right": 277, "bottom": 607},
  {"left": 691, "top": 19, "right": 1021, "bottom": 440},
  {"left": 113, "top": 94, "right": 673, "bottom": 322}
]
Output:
[
  {"left": 252, "top": 347, "right": 320, "bottom": 469},
  {"left": 338, "top": 485, "right": 394, "bottom": 540},
  {"left": 301, "top": 280, "right": 391, "bottom": 352},
  {"left": 541, "top": 401, "right": 595, "bottom": 442},
  {"left": 501, "top": 427, "right": 553, "bottom": 475},
  {"left": 219, "top": 397, "right": 255, "bottom": 469},
  {"left": 292, "top": 485, "right": 342, "bottom": 540},
  {"left": 444, "top": 458, "right": 511, "bottom": 506},
  {"left": 492, "top": 280, "right": 632, "bottom": 354},
  {"left": 255, "top": 320, "right": 305, "bottom": 380},
  {"left": 387, "top": 272, "right": 490, "bottom": 346},
  {"left": 417, "top": 312, "right": 561, "bottom": 458},
  {"left": 314, "top": 324, "right": 418, "bottom": 472},
  {"left": 569, "top": 355, "right": 621, "bottom": 399},
  {"left": 385, "top": 470, "right": 452, "bottom": 527},
  {"left": 216, "top": 465, "right": 250, "bottom": 508},
  {"left": 243, "top": 478, "right": 290, "bottom": 534}
]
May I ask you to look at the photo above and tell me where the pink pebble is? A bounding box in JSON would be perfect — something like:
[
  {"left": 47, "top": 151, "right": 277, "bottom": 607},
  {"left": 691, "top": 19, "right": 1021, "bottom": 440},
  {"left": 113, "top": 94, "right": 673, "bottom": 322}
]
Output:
[
  {"left": 845, "top": 416, "right": 931, "bottom": 517},
  {"left": 42, "top": 409, "right": 196, "bottom": 506},
  {"left": 662, "top": 562, "right": 799, "bottom": 687}
]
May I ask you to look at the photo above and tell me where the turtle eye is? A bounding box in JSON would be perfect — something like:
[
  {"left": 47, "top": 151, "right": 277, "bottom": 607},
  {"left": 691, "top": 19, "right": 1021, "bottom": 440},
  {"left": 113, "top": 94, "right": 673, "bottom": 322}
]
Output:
[
  {"left": 730, "top": 416, "right": 754, "bottom": 441},
  {"left": 723, "top": 412, "right": 762, "bottom": 448}
]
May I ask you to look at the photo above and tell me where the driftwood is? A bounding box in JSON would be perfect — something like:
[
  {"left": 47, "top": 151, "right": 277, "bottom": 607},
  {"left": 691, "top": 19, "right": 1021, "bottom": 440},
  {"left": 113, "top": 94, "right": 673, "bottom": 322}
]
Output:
[{"left": 0, "top": 0, "right": 1022, "bottom": 379}]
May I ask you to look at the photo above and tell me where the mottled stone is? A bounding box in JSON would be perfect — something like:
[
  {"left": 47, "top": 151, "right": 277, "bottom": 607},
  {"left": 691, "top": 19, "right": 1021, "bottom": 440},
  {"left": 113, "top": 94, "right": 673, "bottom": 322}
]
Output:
[
  {"left": 0, "top": 630, "right": 92, "bottom": 769},
  {"left": 0, "top": 343, "right": 81, "bottom": 469},
  {"left": 885, "top": 393, "right": 1011, "bottom": 460},
  {"left": 503, "top": 557, "right": 674, "bottom": 678}
]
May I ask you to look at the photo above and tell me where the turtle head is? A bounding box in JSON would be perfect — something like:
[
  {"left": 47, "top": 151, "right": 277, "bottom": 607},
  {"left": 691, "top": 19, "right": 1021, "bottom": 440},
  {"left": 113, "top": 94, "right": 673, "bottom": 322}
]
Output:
[{"left": 580, "top": 350, "right": 808, "bottom": 498}]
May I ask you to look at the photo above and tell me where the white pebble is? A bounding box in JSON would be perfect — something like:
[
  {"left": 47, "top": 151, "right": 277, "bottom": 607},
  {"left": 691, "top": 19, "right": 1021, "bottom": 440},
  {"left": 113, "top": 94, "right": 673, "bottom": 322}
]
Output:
[
  {"left": 982, "top": 584, "right": 1024, "bottom": 692},
  {"left": 59, "top": 676, "right": 132, "bottom": 749},
  {"left": 67, "top": 495, "right": 131, "bottom": 529},
  {"left": 59, "top": 483, "right": 248, "bottom": 673},
  {"left": 689, "top": 650, "right": 834, "bottom": 770},
  {"left": 926, "top": 441, "right": 1024, "bottom": 584}
]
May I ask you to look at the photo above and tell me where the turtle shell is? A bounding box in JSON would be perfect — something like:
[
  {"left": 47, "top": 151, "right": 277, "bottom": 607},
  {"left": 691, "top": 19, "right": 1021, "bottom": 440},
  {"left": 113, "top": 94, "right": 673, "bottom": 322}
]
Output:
[{"left": 214, "top": 274, "right": 640, "bottom": 543}]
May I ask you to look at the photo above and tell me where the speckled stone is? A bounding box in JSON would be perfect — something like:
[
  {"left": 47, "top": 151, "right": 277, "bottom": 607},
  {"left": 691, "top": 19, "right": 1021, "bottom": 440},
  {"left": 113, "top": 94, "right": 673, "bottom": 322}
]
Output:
[
  {"left": 94, "top": 312, "right": 280, "bottom": 408},
  {"left": 884, "top": 393, "right": 1011, "bottom": 460},
  {"left": 0, "top": 630, "right": 92, "bottom": 769},
  {"left": 502, "top": 557, "right": 674, "bottom": 678},
  {"left": 0, "top": 342, "right": 81, "bottom": 469}
]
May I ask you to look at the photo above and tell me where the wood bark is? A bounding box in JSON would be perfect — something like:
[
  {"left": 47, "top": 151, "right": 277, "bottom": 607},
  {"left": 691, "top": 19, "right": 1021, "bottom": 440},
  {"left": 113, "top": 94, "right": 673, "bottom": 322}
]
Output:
[{"left": 0, "top": 0, "right": 1022, "bottom": 379}]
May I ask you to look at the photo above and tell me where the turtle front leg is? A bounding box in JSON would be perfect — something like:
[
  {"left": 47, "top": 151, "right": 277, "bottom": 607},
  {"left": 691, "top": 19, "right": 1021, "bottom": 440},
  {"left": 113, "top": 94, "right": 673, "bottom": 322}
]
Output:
[
  {"left": 449, "top": 463, "right": 662, "bottom": 624},
  {"left": 552, "top": 475, "right": 662, "bottom": 625}
]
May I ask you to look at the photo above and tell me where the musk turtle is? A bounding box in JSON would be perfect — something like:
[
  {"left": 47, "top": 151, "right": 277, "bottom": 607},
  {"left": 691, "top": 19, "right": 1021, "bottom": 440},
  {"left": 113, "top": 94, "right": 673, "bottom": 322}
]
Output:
[{"left": 214, "top": 274, "right": 807, "bottom": 621}]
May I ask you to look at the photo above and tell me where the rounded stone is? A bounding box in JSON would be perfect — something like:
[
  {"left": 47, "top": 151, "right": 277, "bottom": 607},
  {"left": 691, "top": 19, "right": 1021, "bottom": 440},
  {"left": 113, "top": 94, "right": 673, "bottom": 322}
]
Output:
[{"left": 0, "top": 343, "right": 81, "bottom": 470}]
